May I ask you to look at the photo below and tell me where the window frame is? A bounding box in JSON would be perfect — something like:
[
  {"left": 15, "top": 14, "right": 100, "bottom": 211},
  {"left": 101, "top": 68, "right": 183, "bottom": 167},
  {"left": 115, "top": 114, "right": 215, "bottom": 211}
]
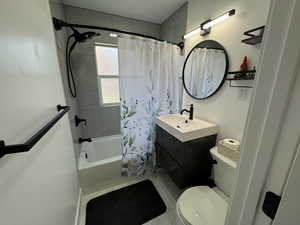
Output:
[{"left": 95, "top": 43, "right": 120, "bottom": 107}]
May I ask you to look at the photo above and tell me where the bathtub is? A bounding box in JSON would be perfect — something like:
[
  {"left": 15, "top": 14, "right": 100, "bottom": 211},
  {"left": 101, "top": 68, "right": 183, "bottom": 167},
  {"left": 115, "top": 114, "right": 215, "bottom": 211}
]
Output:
[{"left": 78, "top": 134, "right": 125, "bottom": 192}]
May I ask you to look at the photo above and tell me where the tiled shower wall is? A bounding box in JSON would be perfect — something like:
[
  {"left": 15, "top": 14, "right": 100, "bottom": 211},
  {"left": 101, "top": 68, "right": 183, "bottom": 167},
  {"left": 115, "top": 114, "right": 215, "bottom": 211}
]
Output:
[
  {"left": 63, "top": 4, "right": 162, "bottom": 138},
  {"left": 50, "top": 2, "right": 83, "bottom": 162}
]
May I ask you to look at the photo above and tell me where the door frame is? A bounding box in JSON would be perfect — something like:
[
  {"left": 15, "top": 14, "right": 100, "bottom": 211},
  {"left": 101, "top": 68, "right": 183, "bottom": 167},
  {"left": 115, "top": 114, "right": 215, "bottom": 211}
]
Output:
[
  {"left": 226, "top": 0, "right": 300, "bottom": 225},
  {"left": 272, "top": 143, "right": 300, "bottom": 224}
]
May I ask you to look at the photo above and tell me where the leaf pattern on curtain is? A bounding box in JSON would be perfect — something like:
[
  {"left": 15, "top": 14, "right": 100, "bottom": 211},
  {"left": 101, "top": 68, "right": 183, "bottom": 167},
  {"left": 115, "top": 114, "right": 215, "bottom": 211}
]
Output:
[{"left": 119, "top": 37, "right": 183, "bottom": 176}]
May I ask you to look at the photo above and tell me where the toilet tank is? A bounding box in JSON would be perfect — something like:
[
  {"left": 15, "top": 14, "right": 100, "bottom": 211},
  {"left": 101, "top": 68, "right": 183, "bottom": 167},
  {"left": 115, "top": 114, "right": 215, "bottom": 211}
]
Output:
[{"left": 210, "top": 147, "right": 237, "bottom": 197}]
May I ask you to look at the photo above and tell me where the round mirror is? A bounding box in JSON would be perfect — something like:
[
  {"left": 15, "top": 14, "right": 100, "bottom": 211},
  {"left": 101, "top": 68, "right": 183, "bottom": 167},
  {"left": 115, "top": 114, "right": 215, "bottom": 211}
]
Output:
[{"left": 183, "top": 40, "right": 229, "bottom": 99}]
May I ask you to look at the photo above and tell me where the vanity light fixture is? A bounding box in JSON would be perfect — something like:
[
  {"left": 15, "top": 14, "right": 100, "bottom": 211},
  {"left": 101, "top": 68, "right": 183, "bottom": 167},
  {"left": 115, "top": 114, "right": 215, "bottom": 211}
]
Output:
[
  {"left": 183, "top": 27, "right": 201, "bottom": 39},
  {"left": 110, "top": 33, "right": 118, "bottom": 37},
  {"left": 183, "top": 9, "right": 236, "bottom": 39},
  {"left": 202, "top": 9, "right": 235, "bottom": 30}
]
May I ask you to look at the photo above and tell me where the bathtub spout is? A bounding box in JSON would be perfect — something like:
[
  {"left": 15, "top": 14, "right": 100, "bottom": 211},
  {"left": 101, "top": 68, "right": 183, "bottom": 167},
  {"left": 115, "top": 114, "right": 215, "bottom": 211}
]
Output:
[{"left": 79, "top": 137, "right": 92, "bottom": 144}]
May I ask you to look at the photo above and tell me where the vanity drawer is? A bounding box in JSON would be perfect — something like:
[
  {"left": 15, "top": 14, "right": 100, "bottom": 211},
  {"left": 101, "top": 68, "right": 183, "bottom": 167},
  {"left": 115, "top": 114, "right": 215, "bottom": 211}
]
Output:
[
  {"left": 156, "top": 126, "right": 186, "bottom": 164},
  {"left": 155, "top": 125, "right": 168, "bottom": 146},
  {"left": 155, "top": 125, "right": 217, "bottom": 188},
  {"left": 156, "top": 143, "right": 181, "bottom": 172}
]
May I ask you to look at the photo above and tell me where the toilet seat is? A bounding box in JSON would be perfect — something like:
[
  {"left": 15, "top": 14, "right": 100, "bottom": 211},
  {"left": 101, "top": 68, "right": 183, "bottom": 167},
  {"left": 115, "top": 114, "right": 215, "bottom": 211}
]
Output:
[{"left": 176, "top": 186, "right": 228, "bottom": 225}]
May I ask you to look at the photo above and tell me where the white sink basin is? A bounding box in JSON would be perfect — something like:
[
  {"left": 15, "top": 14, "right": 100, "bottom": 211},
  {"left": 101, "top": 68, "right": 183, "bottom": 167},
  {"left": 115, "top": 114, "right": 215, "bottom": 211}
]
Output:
[{"left": 156, "top": 114, "right": 218, "bottom": 142}]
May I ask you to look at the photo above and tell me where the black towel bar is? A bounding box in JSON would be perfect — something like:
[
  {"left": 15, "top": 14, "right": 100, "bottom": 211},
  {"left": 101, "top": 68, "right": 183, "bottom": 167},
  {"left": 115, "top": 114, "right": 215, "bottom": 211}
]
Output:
[{"left": 0, "top": 105, "right": 70, "bottom": 158}]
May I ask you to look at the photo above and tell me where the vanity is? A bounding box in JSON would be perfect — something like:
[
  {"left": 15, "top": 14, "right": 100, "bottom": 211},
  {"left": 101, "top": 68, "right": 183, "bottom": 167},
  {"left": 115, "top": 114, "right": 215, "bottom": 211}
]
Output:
[
  {"left": 155, "top": 114, "right": 218, "bottom": 188},
  {"left": 155, "top": 40, "right": 229, "bottom": 188}
]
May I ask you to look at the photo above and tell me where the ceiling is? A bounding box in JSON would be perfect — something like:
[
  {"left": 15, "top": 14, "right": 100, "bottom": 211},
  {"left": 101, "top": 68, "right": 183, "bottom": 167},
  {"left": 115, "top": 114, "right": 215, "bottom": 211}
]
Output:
[{"left": 62, "top": 0, "right": 187, "bottom": 24}]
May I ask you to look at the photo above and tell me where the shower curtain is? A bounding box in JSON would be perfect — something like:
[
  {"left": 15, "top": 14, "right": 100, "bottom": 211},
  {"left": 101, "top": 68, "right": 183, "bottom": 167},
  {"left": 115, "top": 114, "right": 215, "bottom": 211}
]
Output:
[
  {"left": 185, "top": 48, "right": 226, "bottom": 98},
  {"left": 118, "top": 37, "right": 183, "bottom": 176}
]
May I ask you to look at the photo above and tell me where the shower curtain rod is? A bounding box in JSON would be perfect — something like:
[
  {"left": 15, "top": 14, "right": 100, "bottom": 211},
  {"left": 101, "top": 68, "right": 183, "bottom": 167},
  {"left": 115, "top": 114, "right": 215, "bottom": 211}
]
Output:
[{"left": 53, "top": 17, "right": 184, "bottom": 49}]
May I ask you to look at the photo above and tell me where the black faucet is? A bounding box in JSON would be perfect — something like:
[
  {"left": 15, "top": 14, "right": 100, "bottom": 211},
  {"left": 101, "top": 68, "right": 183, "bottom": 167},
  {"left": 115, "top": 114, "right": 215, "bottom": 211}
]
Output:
[
  {"left": 79, "top": 137, "right": 92, "bottom": 144},
  {"left": 75, "top": 115, "right": 87, "bottom": 127},
  {"left": 180, "top": 104, "right": 194, "bottom": 120}
]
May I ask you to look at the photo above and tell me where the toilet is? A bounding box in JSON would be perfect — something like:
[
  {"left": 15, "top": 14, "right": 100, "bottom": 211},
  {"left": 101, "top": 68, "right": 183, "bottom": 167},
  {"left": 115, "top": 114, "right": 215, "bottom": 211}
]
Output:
[{"left": 176, "top": 147, "right": 237, "bottom": 225}]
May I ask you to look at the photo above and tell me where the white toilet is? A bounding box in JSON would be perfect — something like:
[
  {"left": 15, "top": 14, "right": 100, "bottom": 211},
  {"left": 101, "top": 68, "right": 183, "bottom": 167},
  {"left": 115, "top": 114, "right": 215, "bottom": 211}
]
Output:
[{"left": 176, "top": 147, "right": 237, "bottom": 225}]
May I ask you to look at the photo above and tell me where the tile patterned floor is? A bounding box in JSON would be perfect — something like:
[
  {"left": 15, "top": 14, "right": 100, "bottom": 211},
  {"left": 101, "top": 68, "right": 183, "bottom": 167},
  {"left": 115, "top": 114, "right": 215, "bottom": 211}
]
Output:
[{"left": 78, "top": 171, "right": 184, "bottom": 225}]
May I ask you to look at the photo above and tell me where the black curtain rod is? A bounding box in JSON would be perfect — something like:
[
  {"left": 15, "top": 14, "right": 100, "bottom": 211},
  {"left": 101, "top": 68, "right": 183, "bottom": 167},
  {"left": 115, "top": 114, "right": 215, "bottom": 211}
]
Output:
[{"left": 53, "top": 17, "right": 184, "bottom": 49}]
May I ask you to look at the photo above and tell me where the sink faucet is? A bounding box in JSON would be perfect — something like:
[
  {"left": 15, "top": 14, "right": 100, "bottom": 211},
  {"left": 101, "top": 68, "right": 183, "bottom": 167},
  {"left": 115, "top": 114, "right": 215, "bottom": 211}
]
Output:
[
  {"left": 79, "top": 137, "right": 92, "bottom": 144},
  {"left": 180, "top": 104, "right": 194, "bottom": 120}
]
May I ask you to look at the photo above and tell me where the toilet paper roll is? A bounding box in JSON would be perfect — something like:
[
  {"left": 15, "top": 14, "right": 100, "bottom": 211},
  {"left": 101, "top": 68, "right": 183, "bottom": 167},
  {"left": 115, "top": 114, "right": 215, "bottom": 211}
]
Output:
[{"left": 219, "top": 138, "right": 240, "bottom": 151}]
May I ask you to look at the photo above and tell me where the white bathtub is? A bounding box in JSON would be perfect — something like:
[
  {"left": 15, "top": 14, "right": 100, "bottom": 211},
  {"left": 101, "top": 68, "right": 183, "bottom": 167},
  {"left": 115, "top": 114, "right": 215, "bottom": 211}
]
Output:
[{"left": 78, "top": 134, "right": 124, "bottom": 192}]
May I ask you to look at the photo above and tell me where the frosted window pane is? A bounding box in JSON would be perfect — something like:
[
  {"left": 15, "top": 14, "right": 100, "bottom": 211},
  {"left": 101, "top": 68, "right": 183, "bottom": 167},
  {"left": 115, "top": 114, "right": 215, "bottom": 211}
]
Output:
[
  {"left": 95, "top": 46, "right": 119, "bottom": 75},
  {"left": 99, "top": 78, "right": 120, "bottom": 104}
]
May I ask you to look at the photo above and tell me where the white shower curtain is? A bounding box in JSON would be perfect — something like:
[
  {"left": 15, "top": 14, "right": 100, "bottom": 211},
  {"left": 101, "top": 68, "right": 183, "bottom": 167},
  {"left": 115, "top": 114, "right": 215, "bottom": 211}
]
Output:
[
  {"left": 118, "top": 37, "right": 183, "bottom": 176},
  {"left": 185, "top": 48, "right": 225, "bottom": 98}
]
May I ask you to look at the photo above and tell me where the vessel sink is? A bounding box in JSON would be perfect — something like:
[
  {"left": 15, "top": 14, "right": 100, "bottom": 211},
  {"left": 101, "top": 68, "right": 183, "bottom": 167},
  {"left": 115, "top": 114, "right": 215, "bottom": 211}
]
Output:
[{"left": 156, "top": 114, "right": 218, "bottom": 142}]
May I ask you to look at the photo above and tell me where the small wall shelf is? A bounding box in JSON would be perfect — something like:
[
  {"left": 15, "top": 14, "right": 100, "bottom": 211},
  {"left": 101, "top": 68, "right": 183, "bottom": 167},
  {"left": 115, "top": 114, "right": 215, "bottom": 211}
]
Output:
[
  {"left": 226, "top": 69, "right": 256, "bottom": 88},
  {"left": 242, "top": 26, "right": 265, "bottom": 45}
]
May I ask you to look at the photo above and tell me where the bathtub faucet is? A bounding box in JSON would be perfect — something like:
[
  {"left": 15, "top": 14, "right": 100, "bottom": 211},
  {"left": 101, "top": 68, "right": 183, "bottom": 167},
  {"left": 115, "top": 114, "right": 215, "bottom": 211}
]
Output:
[
  {"left": 79, "top": 137, "right": 92, "bottom": 144},
  {"left": 75, "top": 115, "right": 87, "bottom": 127}
]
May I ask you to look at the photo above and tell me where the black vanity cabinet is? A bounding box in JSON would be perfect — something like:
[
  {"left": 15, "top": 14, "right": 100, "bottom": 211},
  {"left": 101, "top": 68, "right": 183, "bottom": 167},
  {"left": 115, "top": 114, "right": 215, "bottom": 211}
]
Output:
[{"left": 156, "top": 125, "right": 217, "bottom": 188}]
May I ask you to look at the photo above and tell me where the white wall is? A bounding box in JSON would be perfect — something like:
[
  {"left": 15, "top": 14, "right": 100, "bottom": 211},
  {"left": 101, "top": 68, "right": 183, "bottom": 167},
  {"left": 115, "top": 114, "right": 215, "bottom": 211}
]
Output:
[
  {"left": 160, "top": 2, "right": 188, "bottom": 44},
  {"left": 184, "top": 0, "right": 271, "bottom": 141},
  {"left": 0, "top": 1, "right": 80, "bottom": 225},
  {"left": 64, "top": 5, "right": 161, "bottom": 39}
]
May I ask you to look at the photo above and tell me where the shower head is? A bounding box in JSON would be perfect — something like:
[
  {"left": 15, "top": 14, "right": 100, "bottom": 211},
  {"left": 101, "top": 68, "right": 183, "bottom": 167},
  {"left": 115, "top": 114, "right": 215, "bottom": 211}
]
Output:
[
  {"left": 53, "top": 18, "right": 100, "bottom": 41},
  {"left": 68, "top": 29, "right": 100, "bottom": 54},
  {"left": 72, "top": 28, "right": 100, "bottom": 43},
  {"left": 53, "top": 17, "right": 102, "bottom": 99}
]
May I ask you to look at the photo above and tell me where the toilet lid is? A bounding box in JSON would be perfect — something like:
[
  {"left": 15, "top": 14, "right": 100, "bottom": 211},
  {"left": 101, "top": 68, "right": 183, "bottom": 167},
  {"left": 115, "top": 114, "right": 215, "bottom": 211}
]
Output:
[{"left": 177, "top": 186, "right": 228, "bottom": 225}]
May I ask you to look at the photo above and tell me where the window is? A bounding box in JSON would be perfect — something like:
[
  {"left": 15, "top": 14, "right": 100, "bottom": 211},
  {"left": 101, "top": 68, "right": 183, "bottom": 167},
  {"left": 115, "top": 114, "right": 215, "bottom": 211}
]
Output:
[{"left": 95, "top": 44, "right": 120, "bottom": 106}]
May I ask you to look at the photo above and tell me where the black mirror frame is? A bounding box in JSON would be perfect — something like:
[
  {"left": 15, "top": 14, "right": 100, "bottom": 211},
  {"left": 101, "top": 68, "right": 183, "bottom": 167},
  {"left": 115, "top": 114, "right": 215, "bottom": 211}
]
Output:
[{"left": 182, "top": 40, "right": 229, "bottom": 100}]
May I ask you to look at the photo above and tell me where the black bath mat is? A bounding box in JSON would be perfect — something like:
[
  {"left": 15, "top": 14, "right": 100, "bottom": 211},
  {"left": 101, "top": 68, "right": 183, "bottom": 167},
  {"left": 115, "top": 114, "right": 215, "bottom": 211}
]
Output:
[{"left": 86, "top": 180, "right": 167, "bottom": 225}]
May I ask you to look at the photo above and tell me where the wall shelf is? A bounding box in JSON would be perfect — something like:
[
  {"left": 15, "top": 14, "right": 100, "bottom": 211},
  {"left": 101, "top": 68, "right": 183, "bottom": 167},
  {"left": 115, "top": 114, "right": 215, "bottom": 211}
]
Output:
[
  {"left": 226, "top": 69, "right": 256, "bottom": 88},
  {"left": 242, "top": 26, "right": 265, "bottom": 45}
]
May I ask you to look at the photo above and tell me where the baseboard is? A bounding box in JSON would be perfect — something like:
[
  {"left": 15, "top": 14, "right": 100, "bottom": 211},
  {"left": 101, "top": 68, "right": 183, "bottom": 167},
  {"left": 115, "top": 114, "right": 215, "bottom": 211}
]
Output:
[{"left": 74, "top": 188, "right": 82, "bottom": 225}]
